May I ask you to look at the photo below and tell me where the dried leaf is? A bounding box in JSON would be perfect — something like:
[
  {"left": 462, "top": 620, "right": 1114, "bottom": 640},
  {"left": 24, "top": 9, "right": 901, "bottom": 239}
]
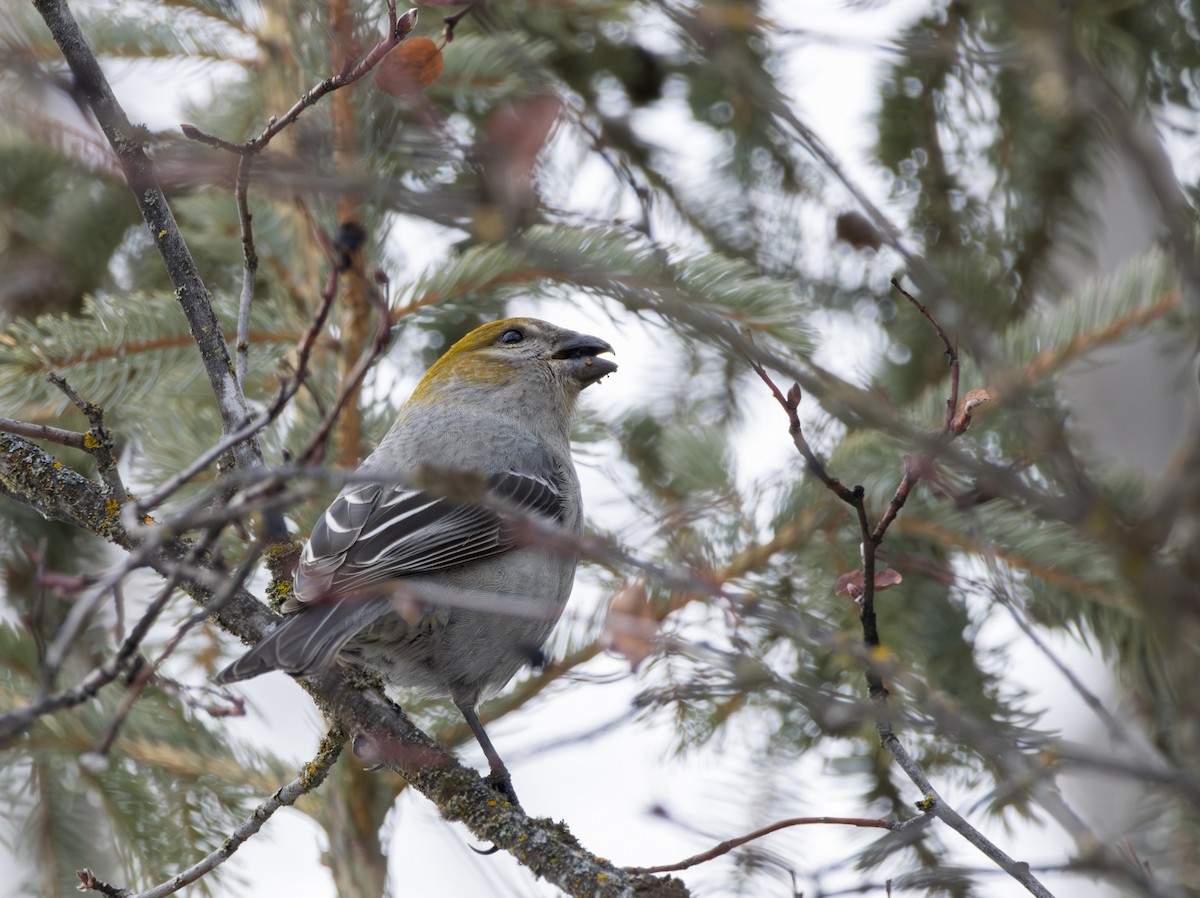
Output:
[
  {"left": 603, "top": 579, "right": 659, "bottom": 672},
  {"left": 376, "top": 37, "right": 444, "bottom": 96},
  {"left": 486, "top": 93, "right": 563, "bottom": 180},
  {"left": 834, "top": 567, "right": 903, "bottom": 599},
  {"left": 472, "top": 93, "right": 564, "bottom": 239},
  {"left": 951, "top": 387, "right": 994, "bottom": 433}
]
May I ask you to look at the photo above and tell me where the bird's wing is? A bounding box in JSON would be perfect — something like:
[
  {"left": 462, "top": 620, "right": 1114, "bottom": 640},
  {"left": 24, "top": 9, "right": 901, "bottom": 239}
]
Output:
[{"left": 291, "top": 465, "right": 568, "bottom": 605}]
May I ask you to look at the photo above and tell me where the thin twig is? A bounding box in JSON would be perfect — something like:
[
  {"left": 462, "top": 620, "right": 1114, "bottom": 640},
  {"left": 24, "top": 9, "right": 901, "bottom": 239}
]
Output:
[
  {"left": 0, "top": 534, "right": 190, "bottom": 748},
  {"left": 749, "top": 291, "right": 1054, "bottom": 897},
  {"left": 747, "top": 362, "right": 859, "bottom": 503},
  {"left": 234, "top": 154, "right": 257, "bottom": 387},
  {"left": 890, "top": 277, "right": 958, "bottom": 432},
  {"left": 78, "top": 731, "right": 345, "bottom": 898},
  {"left": 134, "top": 269, "right": 342, "bottom": 515},
  {"left": 47, "top": 372, "right": 127, "bottom": 500},
  {"left": 441, "top": 3, "right": 476, "bottom": 43},
  {"left": 180, "top": 4, "right": 418, "bottom": 157},
  {"left": 95, "top": 535, "right": 263, "bottom": 758},
  {"left": 625, "top": 815, "right": 898, "bottom": 875},
  {"left": 0, "top": 416, "right": 87, "bottom": 450},
  {"left": 298, "top": 278, "right": 393, "bottom": 465}
]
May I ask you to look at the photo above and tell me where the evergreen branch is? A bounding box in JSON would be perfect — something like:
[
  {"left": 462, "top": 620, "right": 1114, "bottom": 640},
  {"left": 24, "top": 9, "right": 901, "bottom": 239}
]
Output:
[
  {"left": 159, "top": 0, "right": 253, "bottom": 38},
  {"left": 1022, "top": 286, "right": 1181, "bottom": 384},
  {"left": 180, "top": 4, "right": 419, "bottom": 156},
  {"left": 0, "top": 510, "right": 244, "bottom": 750},
  {"left": 881, "top": 736, "right": 1056, "bottom": 898},
  {"left": 750, "top": 300, "right": 1058, "bottom": 897},
  {"left": 0, "top": 649, "right": 143, "bottom": 748},
  {"left": 5, "top": 329, "right": 312, "bottom": 371},
  {"left": 31, "top": 0, "right": 284, "bottom": 538},
  {"left": 1048, "top": 28, "right": 1200, "bottom": 311},
  {"left": 898, "top": 514, "right": 1129, "bottom": 609},
  {"left": 77, "top": 729, "right": 345, "bottom": 898}
]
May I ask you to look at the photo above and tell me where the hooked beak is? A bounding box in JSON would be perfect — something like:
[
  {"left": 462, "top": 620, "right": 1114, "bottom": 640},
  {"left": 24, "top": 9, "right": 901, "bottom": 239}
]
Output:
[{"left": 552, "top": 332, "right": 618, "bottom": 387}]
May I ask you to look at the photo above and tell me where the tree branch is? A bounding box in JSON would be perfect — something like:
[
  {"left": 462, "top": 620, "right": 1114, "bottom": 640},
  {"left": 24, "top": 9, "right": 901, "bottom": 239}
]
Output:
[
  {"left": 749, "top": 298, "right": 1056, "bottom": 897},
  {"left": 31, "top": 0, "right": 286, "bottom": 540}
]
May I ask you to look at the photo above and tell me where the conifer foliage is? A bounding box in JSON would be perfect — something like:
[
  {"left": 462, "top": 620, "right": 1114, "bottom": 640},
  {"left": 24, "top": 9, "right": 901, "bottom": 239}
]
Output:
[{"left": 2, "top": 1, "right": 1199, "bottom": 897}]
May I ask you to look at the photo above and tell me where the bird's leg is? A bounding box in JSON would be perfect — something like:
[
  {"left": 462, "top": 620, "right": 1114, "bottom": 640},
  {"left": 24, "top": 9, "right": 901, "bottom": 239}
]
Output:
[{"left": 455, "top": 700, "right": 519, "bottom": 805}]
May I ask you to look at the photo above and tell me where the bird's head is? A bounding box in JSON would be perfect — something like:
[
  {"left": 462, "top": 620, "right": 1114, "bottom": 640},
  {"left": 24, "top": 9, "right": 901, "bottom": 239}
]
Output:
[{"left": 406, "top": 318, "right": 617, "bottom": 421}]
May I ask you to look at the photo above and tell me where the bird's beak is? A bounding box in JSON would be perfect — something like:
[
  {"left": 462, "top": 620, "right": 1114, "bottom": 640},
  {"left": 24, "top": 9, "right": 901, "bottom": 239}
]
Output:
[{"left": 552, "top": 332, "right": 618, "bottom": 387}]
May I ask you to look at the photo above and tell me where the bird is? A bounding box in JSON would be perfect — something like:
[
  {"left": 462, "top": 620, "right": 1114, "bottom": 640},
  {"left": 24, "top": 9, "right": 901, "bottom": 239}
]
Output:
[{"left": 216, "top": 317, "right": 617, "bottom": 801}]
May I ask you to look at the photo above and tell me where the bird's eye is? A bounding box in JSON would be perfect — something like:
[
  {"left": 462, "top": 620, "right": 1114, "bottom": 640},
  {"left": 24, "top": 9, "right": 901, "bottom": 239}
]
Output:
[{"left": 499, "top": 328, "right": 524, "bottom": 345}]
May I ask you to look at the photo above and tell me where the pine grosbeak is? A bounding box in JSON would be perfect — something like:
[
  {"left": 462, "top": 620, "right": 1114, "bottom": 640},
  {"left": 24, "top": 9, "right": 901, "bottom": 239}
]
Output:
[{"left": 217, "top": 318, "right": 616, "bottom": 799}]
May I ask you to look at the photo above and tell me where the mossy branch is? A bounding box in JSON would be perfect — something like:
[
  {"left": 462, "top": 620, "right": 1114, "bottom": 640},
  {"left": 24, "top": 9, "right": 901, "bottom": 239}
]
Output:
[{"left": 0, "top": 432, "right": 687, "bottom": 898}]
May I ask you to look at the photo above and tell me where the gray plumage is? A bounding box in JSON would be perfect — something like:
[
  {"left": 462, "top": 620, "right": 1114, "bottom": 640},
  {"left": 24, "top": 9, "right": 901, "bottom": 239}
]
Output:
[{"left": 215, "top": 318, "right": 616, "bottom": 799}]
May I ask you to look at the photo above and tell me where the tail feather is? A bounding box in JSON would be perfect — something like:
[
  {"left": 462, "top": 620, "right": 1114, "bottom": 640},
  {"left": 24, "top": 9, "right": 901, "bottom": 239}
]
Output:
[{"left": 215, "top": 595, "right": 391, "bottom": 684}]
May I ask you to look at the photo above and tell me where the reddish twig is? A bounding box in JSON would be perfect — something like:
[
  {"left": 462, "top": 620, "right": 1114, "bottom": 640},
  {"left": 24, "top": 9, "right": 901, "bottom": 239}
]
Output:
[
  {"left": 298, "top": 276, "right": 394, "bottom": 466},
  {"left": 748, "top": 364, "right": 859, "bottom": 504},
  {"left": 748, "top": 287, "right": 1050, "bottom": 897},
  {"left": 0, "top": 416, "right": 88, "bottom": 450},
  {"left": 442, "top": 3, "right": 476, "bottom": 43},
  {"left": 180, "top": 4, "right": 419, "bottom": 157},
  {"left": 624, "top": 815, "right": 897, "bottom": 875},
  {"left": 890, "top": 277, "right": 959, "bottom": 432}
]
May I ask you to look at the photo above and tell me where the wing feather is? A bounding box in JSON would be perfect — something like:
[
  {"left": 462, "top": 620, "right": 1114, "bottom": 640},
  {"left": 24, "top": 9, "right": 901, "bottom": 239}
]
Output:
[
  {"left": 217, "top": 460, "right": 571, "bottom": 684},
  {"left": 292, "top": 466, "right": 567, "bottom": 604}
]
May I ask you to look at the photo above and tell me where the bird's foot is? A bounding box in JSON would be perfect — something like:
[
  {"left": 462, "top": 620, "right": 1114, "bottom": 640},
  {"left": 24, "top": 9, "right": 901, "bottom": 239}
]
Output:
[{"left": 484, "top": 769, "right": 520, "bottom": 806}]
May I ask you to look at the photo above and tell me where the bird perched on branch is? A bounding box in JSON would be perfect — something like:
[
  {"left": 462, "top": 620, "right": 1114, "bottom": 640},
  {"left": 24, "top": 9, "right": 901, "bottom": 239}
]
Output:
[{"left": 217, "top": 317, "right": 617, "bottom": 801}]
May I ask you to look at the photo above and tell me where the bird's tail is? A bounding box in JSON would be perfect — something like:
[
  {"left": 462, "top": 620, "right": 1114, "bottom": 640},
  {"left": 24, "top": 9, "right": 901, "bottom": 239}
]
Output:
[{"left": 215, "top": 595, "right": 391, "bottom": 684}]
